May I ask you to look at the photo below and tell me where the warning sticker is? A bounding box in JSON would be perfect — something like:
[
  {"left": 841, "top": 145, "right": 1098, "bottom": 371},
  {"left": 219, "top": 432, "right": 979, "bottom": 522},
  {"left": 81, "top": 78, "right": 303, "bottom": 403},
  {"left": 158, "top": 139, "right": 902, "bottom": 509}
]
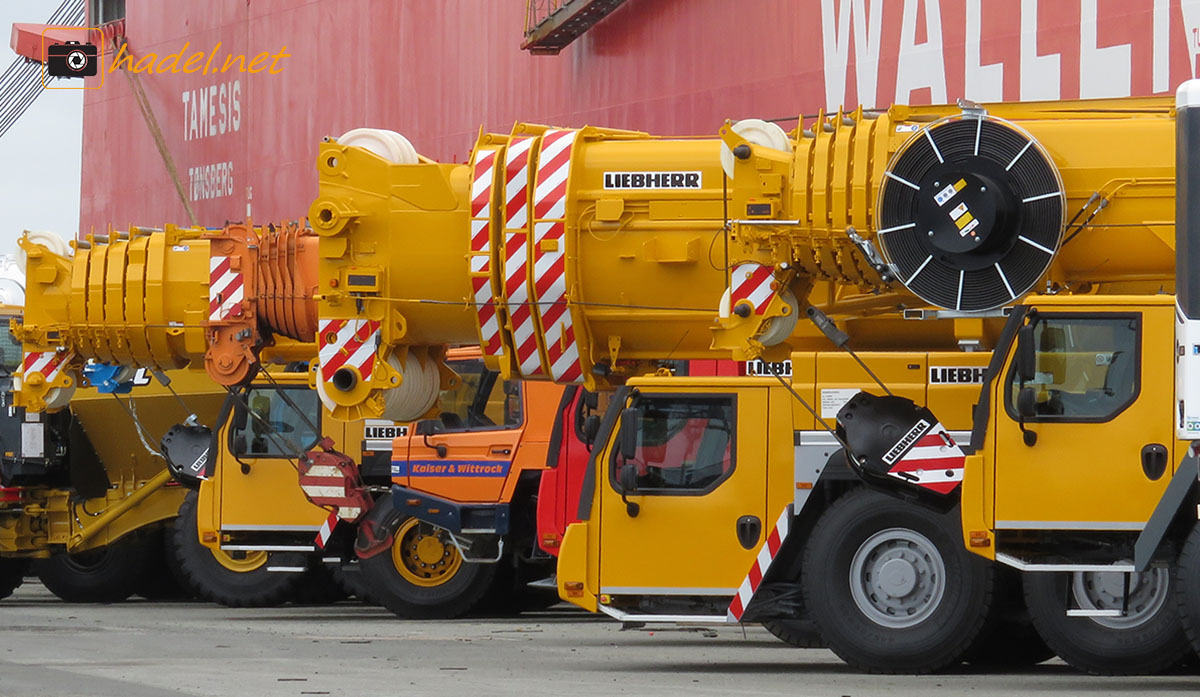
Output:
[
  {"left": 820, "top": 388, "right": 861, "bottom": 419},
  {"left": 934, "top": 184, "right": 957, "bottom": 206},
  {"left": 949, "top": 202, "right": 968, "bottom": 219},
  {"left": 934, "top": 178, "right": 967, "bottom": 206},
  {"left": 960, "top": 218, "right": 980, "bottom": 237},
  {"left": 895, "top": 124, "right": 920, "bottom": 133}
]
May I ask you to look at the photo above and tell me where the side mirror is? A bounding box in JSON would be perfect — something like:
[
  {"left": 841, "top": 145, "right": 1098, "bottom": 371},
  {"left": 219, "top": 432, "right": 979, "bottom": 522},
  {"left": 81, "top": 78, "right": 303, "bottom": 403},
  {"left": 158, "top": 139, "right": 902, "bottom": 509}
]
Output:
[
  {"left": 582, "top": 414, "right": 601, "bottom": 445},
  {"left": 415, "top": 419, "right": 448, "bottom": 458},
  {"left": 617, "top": 462, "right": 640, "bottom": 517},
  {"left": 618, "top": 407, "right": 639, "bottom": 456},
  {"left": 414, "top": 420, "right": 441, "bottom": 437},
  {"left": 1016, "top": 387, "right": 1038, "bottom": 446},
  {"left": 232, "top": 401, "right": 249, "bottom": 431},
  {"left": 1017, "top": 387, "right": 1037, "bottom": 418},
  {"left": 232, "top": 435, "right": 248, "bottom": 456},
  {"left": 618, "top": 462, "right": 639, "bottom": 493},
  {"left": 582, "top": 390, "right": 599, "bottom": 410},
  {"left": 1016, "top": 325, "right": 1037, "bottom": 383}
]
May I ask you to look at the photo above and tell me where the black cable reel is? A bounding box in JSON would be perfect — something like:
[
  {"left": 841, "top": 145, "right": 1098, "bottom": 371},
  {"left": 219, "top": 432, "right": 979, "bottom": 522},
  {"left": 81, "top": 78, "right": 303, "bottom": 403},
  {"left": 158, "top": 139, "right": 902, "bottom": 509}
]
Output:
[{"left": 874, "top": 112, "right": 1066, "bottom": 312}]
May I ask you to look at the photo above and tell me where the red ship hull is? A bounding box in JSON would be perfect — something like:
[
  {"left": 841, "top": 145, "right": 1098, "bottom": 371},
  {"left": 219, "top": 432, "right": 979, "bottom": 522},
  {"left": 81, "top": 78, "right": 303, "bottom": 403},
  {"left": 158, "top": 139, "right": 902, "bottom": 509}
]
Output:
[{"left": 78, "top": 0, "right": 1200, "bottom": 232}]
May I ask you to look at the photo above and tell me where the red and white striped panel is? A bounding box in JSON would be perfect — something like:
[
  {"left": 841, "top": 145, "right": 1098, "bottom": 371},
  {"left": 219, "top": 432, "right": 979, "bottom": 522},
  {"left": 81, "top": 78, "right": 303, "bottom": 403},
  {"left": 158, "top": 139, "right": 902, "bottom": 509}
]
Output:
[
  {"left": 298, "top": 462, "right": 369, "bottom": 522},
  {"left": 727, "top": 504, "right": 793, "bottom": 623},
  {"left": 729, "top": 263, "right": 777, "bottom": 316},
  {"left": 501, "top": 135, "right": 545, "bottom": 377},
  {"left": 208, "top": 256, "right": 244, "bottom": 321},
  {"left": 318, "top": 319, "right": 381, "bottom": 384},
  {"left": 887, "top": 424, "right": 965, "bottom": 495},
  {"left": 21, "top": 350, "right": 69, "bottom": 382},
  {"left": 314, "top": 509, "right": 339, "bottom": 549},
  {"left": 530, "top": 129, "right": 583, "bottom": 383},
  {"left": 470, "top": 148, "right": 503, "bottom": 357}
]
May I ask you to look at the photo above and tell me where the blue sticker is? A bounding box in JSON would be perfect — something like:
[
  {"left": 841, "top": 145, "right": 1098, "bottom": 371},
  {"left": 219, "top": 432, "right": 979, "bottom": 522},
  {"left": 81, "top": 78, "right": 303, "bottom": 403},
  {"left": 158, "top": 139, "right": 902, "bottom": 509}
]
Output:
[{"left": 391, "top": 460, "right": 511, "bottom": 478}]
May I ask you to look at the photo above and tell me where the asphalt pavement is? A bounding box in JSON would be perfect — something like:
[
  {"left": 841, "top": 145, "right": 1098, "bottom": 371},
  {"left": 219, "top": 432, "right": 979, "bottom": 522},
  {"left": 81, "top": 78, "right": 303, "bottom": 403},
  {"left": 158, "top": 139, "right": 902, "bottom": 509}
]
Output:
[{"left": 0, "top": 582, "right": 1196, "bottom": 697}]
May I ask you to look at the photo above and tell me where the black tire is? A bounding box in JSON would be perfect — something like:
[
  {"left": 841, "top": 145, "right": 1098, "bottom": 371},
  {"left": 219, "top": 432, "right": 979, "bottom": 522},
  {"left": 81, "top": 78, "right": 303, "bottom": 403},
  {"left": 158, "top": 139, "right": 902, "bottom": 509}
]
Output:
[
  {"left": 962, "top": 566, "right": 1055, "bottom": 667},
  {"left": 173, "top": 492, "right": 303, "bottom": 607},
  {"left": 290, "top": 560, "right": 349, "bottom": 605},
  {"left": 0, "top": 558, "right": 30, "bottom": 600},
  {"left": 1179, "top": 521, "right": 1200, "bottom": 656},
  {"left": 357, "top": 516, "right": 497, "bottom": 619},
  {"left": 330, "top": 561, "right": 370, "bottom": 601},
  {"left": 763, "top": 618, "right": 824, "bottom": 648},
  {"left": 478, "top": 556, "right": 559, "bottom": 615},
  {"left": 1023, "top": 566, "right": 1190, "bottom": 675},
  {"left": 802, "top": 489, "right": 994, "bottom": 674},
  {"left": 135, "top": 523, "right": 194, "bottom": 601},
  {"left": 35, "top": 538, "right": 150, "bottom": 603},
  {"left": 515, "top": 585, "right": 563, "bottom": 611}
]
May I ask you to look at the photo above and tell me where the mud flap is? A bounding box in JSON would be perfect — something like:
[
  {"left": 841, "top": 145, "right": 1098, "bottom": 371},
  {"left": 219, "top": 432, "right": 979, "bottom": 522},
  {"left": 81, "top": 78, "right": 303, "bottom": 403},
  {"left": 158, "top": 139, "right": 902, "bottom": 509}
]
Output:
[
  {"left": 836, "top": 392, "right": 964, "bottom": 512},
  {"left": 160, "top": 423, "right": 214, "bottom": 488},
  {"left": 354, "top": 493, "right": 397, "bottom": 560},
  {"left": 1134, "top": 452, "right": 1200, "bottom": 571}
]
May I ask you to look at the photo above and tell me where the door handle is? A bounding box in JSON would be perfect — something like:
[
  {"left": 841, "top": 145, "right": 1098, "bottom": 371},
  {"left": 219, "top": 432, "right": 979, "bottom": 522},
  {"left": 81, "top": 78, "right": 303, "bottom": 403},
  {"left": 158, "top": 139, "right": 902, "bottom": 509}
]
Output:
[
  {"left": 736, "top": 515, "right": 762, "bottom": 550},
  {"left": 1141, "top": 443, "right": 1168, "bottom": 481},
  {"left": 491, "top": 448, "right": 512, "bottom": 455}
]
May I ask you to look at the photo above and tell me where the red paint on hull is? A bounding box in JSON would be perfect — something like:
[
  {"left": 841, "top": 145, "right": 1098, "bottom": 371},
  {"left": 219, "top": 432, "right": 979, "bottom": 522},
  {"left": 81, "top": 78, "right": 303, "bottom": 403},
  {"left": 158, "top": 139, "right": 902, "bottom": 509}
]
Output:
[{"left": 78, "top": 0, "right": 1200, "bottom": 232}]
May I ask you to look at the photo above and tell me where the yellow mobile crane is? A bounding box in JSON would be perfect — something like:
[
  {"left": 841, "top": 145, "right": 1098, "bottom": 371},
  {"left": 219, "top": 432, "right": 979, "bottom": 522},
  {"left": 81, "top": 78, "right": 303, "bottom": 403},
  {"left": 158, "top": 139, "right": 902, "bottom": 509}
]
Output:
[
  {"left": 0, "top": 238, "right": 229, "bottom": 603},
  {"left": 9, "top": 86, "right": 1196, "bottom": 673}
]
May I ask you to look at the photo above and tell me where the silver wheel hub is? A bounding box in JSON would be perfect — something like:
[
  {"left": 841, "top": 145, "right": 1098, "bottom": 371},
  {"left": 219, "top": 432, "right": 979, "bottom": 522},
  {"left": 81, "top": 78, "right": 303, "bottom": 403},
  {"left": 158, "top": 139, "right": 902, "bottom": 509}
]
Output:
[
  {"left": 876, "top": 558, "right": 918, "bottom": 597},
  {"left": 849, "top": 528, "right": 946, "bottom": 629},
  {"left": 1072, "top": 565, "right": 1169, "bottom": 629}
]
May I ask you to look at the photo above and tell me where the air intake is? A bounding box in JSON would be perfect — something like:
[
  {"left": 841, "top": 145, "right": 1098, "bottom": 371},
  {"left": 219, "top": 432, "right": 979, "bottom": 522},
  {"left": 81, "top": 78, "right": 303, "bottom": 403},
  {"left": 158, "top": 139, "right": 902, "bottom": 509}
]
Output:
[{"left": 875, "top": 114, "right": 1065, "bottom": 312}]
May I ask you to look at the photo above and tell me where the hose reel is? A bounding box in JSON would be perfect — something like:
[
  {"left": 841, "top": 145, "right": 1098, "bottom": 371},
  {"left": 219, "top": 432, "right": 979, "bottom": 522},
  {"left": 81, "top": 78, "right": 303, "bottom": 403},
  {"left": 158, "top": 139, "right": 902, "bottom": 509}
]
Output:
[{"left": 875, "top": 114, "right": 1065, "bottom": 312}]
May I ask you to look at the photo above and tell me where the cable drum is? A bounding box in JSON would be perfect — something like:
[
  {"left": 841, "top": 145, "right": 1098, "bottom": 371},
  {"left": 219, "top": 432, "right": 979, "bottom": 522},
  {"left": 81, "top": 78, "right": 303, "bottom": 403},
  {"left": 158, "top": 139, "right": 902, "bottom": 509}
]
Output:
[
  {"left": 380, "top": 351, "right": 440, "bottom": 422},
  {"left": 336, "top": 128, "right": 419, "bottom": 166},
  {"left": 875, "top": 115, "right": 1065, "bottom": 311}
]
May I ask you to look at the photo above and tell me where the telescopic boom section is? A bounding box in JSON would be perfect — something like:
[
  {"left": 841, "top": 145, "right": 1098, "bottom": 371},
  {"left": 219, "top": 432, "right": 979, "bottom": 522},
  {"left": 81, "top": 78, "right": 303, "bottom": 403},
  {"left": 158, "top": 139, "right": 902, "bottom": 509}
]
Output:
[
  {"left": 15, "top": 222, "right": 320, "bottom": 412},
  {"left": 13, "top": 97, "right": 1180, "bottom": 422}
]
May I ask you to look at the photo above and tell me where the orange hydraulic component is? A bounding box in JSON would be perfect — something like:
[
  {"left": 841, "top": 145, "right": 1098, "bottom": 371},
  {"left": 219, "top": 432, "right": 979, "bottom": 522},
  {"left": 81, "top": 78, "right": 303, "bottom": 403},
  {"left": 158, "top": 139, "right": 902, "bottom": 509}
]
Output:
[{"left": 203, "top": 222, "right": 320, "bottom": 385}]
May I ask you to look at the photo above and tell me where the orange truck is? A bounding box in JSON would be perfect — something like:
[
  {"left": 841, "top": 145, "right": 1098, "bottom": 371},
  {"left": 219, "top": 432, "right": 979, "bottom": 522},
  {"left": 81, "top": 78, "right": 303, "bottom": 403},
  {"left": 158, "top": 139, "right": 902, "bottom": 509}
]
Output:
[{"left": 183, "top": 348, "right": 610, "bottom": 617}]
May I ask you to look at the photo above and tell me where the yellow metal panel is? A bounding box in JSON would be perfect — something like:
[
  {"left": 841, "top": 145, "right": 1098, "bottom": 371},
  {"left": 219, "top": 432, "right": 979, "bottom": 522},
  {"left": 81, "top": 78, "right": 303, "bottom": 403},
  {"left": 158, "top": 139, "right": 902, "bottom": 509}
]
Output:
[
  {"left": 557, "top": 522, "right": 598, "bottom": 612},
  {"left": 925, "top": 351, "right": 992, "bottom": 431},
  {"left": 992, "top": 302, "right": 1175, "bottom": 528},
  {"left": 210, "top": 374, "right": 330, "bottom": 533},
  {"left": 597, "top": 385, "right": 769, "bottom": 592},
  {"left": 766, "top": 385, "right": 796, "bottom": 521},
  {"left": 813, "top": 352, "right": 927, "bottom": 417},
  {"left": 788, "top": 352, "right": 817, "bottom": 431},
  {"left": 959, "top": 454, "right": 995, "bottom": 561},
  {"left": 216, "top": 455, "right": 328, "bottom": 531}
]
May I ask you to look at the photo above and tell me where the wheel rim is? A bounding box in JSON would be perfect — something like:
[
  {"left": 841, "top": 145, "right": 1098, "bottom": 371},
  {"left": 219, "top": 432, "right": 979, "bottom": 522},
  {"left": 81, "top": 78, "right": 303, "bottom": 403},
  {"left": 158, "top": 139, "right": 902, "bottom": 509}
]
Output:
[
  {"left": 392, "top": 518, "right": 462, "bottom": 587},
  {"left": 210, "top": 548, "right": 268, "bottom": 573},
  {"left": 849, "top": 527, "right": 947, "bottom": 629},
  {"left": 1071, "top": 566, "right": 1170, "bottom": 629}
]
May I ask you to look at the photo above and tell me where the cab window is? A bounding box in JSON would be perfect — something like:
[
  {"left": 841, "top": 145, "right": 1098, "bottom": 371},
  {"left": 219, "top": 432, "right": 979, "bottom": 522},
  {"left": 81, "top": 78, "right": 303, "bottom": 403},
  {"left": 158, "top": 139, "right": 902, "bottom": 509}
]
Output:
[
  {"left": 231, "top": 388, "right": 320, "bottom": 457},
  {"left": 436, "top": 359, "right": 521, "bottom": 432},
  {"left": 1006, "top": 314, "right": 1140, "bottom": 422},
  {"left": 613, "top": 395, "right": 735, "bottom": 494}
]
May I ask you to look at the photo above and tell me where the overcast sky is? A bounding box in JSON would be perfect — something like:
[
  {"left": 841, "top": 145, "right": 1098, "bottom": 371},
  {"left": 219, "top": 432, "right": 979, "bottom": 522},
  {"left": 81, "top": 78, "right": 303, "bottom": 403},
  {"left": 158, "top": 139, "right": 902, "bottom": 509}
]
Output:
[{"left": 0, "top": 1, "right": 83, "bottom": 259}]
